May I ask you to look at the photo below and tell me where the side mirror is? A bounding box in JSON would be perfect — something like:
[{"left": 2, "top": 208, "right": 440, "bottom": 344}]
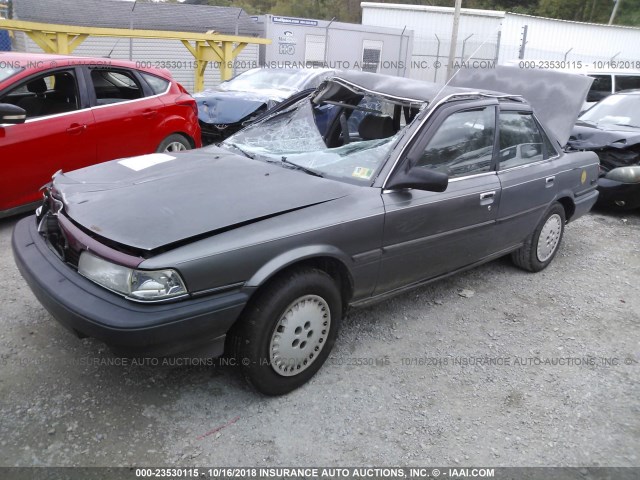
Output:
[
  {"left": 387, "top": 166, "right": 449, "bottom": 192},
  {"left": 0, "top": 103, "right": 27, "bottom": 125}
]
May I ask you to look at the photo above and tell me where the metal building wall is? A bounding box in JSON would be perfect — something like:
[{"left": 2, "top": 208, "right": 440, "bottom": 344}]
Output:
[
  {"left": 15, "top": 32, "right": 259, "bottom": 92},
  {"left": 501, "top": 13, "right": 640, "bottom": 65},
  {"left": 362, "top": 2, "right": 640, "bottom": 78},
  {"left": 361, "top": 2, "right": 503, "bottom": 83}
]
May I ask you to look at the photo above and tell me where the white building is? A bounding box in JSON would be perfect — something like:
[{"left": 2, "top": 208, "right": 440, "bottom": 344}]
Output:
[{"left": 361, "top": 2, "right": 640, "bottom": 83}]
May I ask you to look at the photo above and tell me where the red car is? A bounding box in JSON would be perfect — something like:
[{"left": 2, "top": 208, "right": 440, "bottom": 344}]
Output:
[{"left": 0, "top": 52, "right": 201, "bottom": 217}]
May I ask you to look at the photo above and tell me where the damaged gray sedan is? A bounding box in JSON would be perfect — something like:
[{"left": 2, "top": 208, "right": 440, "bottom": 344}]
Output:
[{"left": 13, "top": 69, "right": 599, "bottom": 395}]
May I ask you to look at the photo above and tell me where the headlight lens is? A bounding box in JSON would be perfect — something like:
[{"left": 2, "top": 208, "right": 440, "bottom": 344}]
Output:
[
  {"left": 604, "top": 166, "right": 640, "bottom": 183},
  {"left": 78, "top": 252, "right": 187, "bottom": 301}
]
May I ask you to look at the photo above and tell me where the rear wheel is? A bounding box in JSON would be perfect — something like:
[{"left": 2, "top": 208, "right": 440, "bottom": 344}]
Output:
[
  {"left": 511, "top": 202, "right": 566, "bottom": 272},
  {"left": 227, "top": 268, "right": 342, "bottom": 396},
  {"left": 157, "top": 134, "right": 191, "bottom": 153}
]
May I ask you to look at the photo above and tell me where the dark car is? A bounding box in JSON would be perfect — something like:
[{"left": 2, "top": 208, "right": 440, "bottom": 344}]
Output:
[
  {"left": 0, "top": 52, "right": 201, "bottom": 218},
  {"left": 194, "top": 67, "right": 336, "bottom": 144},
  {"left": 13, "top": 69, "right": 599, "bottom": 395},
  {"left": 568, "top": 90, "right": 640, "bottom": 209}
]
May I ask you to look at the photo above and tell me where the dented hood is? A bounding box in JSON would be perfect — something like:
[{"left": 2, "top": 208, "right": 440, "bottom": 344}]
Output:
[
  {"left": 193, "top": 88, "right": 290, "bottom": 125},
  {"left": 53, "top": 148, "right": 351, "bottom": 251},
  {"left": 568, "top": 121, "right": 640, "bottom": 150},
  {"left": 450, "top": 66, "right": 593, "bottom": 146}
]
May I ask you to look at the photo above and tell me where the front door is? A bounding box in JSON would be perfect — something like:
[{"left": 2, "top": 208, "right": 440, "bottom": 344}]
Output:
[
  {"left": 0, "top": 68, "right": 96, "bottom": 211},
  {"left": 376, "top": 101, "right": 502, "bottom": 295}
]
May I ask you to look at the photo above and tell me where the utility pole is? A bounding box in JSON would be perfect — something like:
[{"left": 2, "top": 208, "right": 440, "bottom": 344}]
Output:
[
  {"left": 609, "top": 0, "right": 621, "bottom": 25},
  {"left": 446, "top": 0, "right": 462, "bottom": 80},
  {"left": 129, "top": 0, "right": 137, "bottom": 61}
]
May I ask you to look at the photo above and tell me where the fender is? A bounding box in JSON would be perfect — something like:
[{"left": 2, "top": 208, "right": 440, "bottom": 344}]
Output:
[
  {"left": 246, "top": 244, "right": 354, "bottom": 288},
  {"left": 155, "top": 113, "right": 195, "bottom": 135}
]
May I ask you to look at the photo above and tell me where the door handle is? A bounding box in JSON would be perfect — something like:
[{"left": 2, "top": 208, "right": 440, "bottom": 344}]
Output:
[
  {"left": 141, "top": 110, "right": 157, "bottom": 119},
  {"left": 479, "top": 191, "right": 496, "bottom": 206},
  {"left": 545, "top": 176, "right": 555, "bottom": 187},
  {"left": 480, "top": 191, "right": 495, "bottom": 200},
  {"left": 66, "top": 123, "right": 87, "bottom": 135}
]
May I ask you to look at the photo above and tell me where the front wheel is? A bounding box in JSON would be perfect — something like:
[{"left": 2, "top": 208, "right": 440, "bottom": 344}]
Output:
[
  {"left": 156, "top": 134, "right": 191, "bottom": 153},
  {"left": 227, "top": 268, "right": 342, "bottom": 396},
  {"left": 511, "top": 202, "right": 566, "bottom": 272}
]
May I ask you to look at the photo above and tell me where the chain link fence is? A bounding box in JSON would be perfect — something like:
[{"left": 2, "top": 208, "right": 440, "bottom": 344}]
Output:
[{"left": 0, "top": 30, "right": 11, "bottom": 51}]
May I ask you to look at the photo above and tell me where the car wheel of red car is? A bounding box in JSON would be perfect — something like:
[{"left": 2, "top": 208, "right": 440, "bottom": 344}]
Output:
[
  {"left": 511, "top": 202, "right": 566, "bottom": 272},
  {"left": 228, "top": 267, "right": 342, "bottom": 396},
  {"left": 157, "top": 134, "right": 191, "bottom": 153}
]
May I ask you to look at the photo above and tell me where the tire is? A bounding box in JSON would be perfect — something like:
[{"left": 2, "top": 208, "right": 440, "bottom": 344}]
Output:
[
  {"left": 227, "top": 268, "right": 342, "bottom": 396},
  {"left": 511, "top": 202, "right": 566, "bottom": 272},
  {"left": 156, "top": 134, "right": 191, "bottom": 153}
]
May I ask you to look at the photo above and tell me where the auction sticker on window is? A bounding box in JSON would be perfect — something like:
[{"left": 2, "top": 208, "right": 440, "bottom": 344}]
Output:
[
  {"left": 352, "top": 166, "right": 373, "bottom": 180},
  {"left": 118, "top": 154, "right": 176, "bottom": 171}
]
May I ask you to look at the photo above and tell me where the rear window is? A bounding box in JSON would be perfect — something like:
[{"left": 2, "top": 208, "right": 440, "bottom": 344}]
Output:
[
  {"left": 615, "top": 75, "right": 640, "bottom": 92},
  {"left": 587, "top": 75, "right": 612, "bottom": 103},
  {"left": 141, "top": 72, "right": 170, "bottom": 95}
]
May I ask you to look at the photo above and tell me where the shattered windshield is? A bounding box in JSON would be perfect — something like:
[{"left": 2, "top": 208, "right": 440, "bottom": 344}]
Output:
[
  {"left": 220, "top": 89, "right": 423, "bottom": 184},
  {"left": 580, "top": 94, "right": 640, "bottom": 128}
]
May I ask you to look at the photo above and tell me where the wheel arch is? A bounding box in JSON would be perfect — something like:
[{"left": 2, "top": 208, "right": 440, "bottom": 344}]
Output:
[
  {"left": 245, "top": 246, "right": 355, "bottom": 309},
  {"left": 554, "top": 193, "right": 576, "bottom": 222}
]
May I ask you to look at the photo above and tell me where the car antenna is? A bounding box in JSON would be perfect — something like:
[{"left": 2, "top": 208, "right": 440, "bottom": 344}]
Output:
[{"left": 105, "top": 39, "right": 122, "bottom": 59}]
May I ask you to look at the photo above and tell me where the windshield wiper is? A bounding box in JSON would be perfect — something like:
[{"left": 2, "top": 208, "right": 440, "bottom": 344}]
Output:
[
  {"left": 614, "top": 123, "right": 640, "bottom": 128},
  {"left": 226, "top": 143, "right": 254, "bottom": 159},
  {"left": 279, "top": 156, "right": 323, "bottom": 177}
]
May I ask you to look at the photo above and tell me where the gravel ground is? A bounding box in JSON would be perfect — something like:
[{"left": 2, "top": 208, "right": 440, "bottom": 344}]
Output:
[{"left": 0, "top": 208, "right": 638, "bottom": 467}]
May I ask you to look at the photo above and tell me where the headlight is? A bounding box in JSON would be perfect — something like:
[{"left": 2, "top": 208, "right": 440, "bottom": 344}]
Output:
[
  {"left": 605, "top": 166, "right": 640, "bottom": 183},
  {"left": 78, "top": 252, "right": 188, "bottom": 301}
]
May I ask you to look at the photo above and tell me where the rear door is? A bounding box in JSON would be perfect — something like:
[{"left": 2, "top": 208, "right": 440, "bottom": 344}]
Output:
[
  {"left": 494, "top": 105, "right": 561, "bottom": 247},
  {"left": 376, "top": 100, "right": 502, "bottom": 295},
  {"left": 0, "top": 67, "right": 96, "bottom": 210},
  {"left": 84, "top": 66, "right": 165, "bottom": 161}
]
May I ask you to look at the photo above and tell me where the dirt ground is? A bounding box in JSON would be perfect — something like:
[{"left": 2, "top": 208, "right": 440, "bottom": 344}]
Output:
[{"left": 0, "top": 208, "right": 638, "bottom": 467}]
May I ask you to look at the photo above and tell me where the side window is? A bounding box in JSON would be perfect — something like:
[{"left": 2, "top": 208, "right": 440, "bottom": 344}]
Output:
[
  {"left": 0, "top": 70, "right": 79, "bottom": 119},
  {"left": 416, "top": 107, "right": 495, "bottom": 178},
  {"left": 140, "top": 72, "right": 170, "bottom": 95},
  {"left": 498, "top": 111, "right": 555, "bottom": 170},
  {"left": 90, "top": 69, "right": 143, "bottom": 105},
  {"left": 614, "top": 75, "right": 640, "bottom": 92},
  {"left": 587, "top": 75, "right": 613, "bottom": 103}
]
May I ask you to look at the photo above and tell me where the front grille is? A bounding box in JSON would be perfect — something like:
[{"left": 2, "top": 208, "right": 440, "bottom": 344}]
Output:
[{"left": 39, "top": 212, "right": 83, "bottom": 268}]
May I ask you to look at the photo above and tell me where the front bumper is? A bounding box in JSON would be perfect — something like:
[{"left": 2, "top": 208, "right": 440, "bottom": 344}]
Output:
[
  {"left": 199, "top": 120, "right": 242, "bottom": 145},
  {"left": 596, "top": 177, "right": 640, "bottom": 210},
  {"left": 12, "top": 216, "right": 250, "bottom": 358}
]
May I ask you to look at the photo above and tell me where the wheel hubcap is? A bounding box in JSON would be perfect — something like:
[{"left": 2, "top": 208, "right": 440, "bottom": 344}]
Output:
[
  {"left": 269, "top": 295, "right": 331, "bottom": 377},
  {"left": 164, "top": 141, "right": 187, "bottom": 153},
  {"left": 536, "top": 213, "right": 562, "bottom": 262}
]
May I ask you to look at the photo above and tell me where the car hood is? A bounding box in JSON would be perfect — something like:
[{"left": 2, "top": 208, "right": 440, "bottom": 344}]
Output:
[
  {"left": 450, "top": 66, "right": 593, "bottom": 147},
  {"left": 193, "top": 88, "right": 292, "bottom": 125},
  {"left": 52, "top": 148, "right": 352, "bottom": 251},
  {"left": 568, "top": 121, "right": 640, "bottom": 150}
]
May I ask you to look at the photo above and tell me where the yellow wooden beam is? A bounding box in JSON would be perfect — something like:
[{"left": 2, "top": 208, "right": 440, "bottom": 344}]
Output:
[
  {"left": 25, "top": 31, "right": 57, "bottom": 53},
  {"left": 68, "top": 34, "right": 89, "bottom": 53},
  {"left": 1, "top": 18, "right": 271, "bottom": 92}
]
